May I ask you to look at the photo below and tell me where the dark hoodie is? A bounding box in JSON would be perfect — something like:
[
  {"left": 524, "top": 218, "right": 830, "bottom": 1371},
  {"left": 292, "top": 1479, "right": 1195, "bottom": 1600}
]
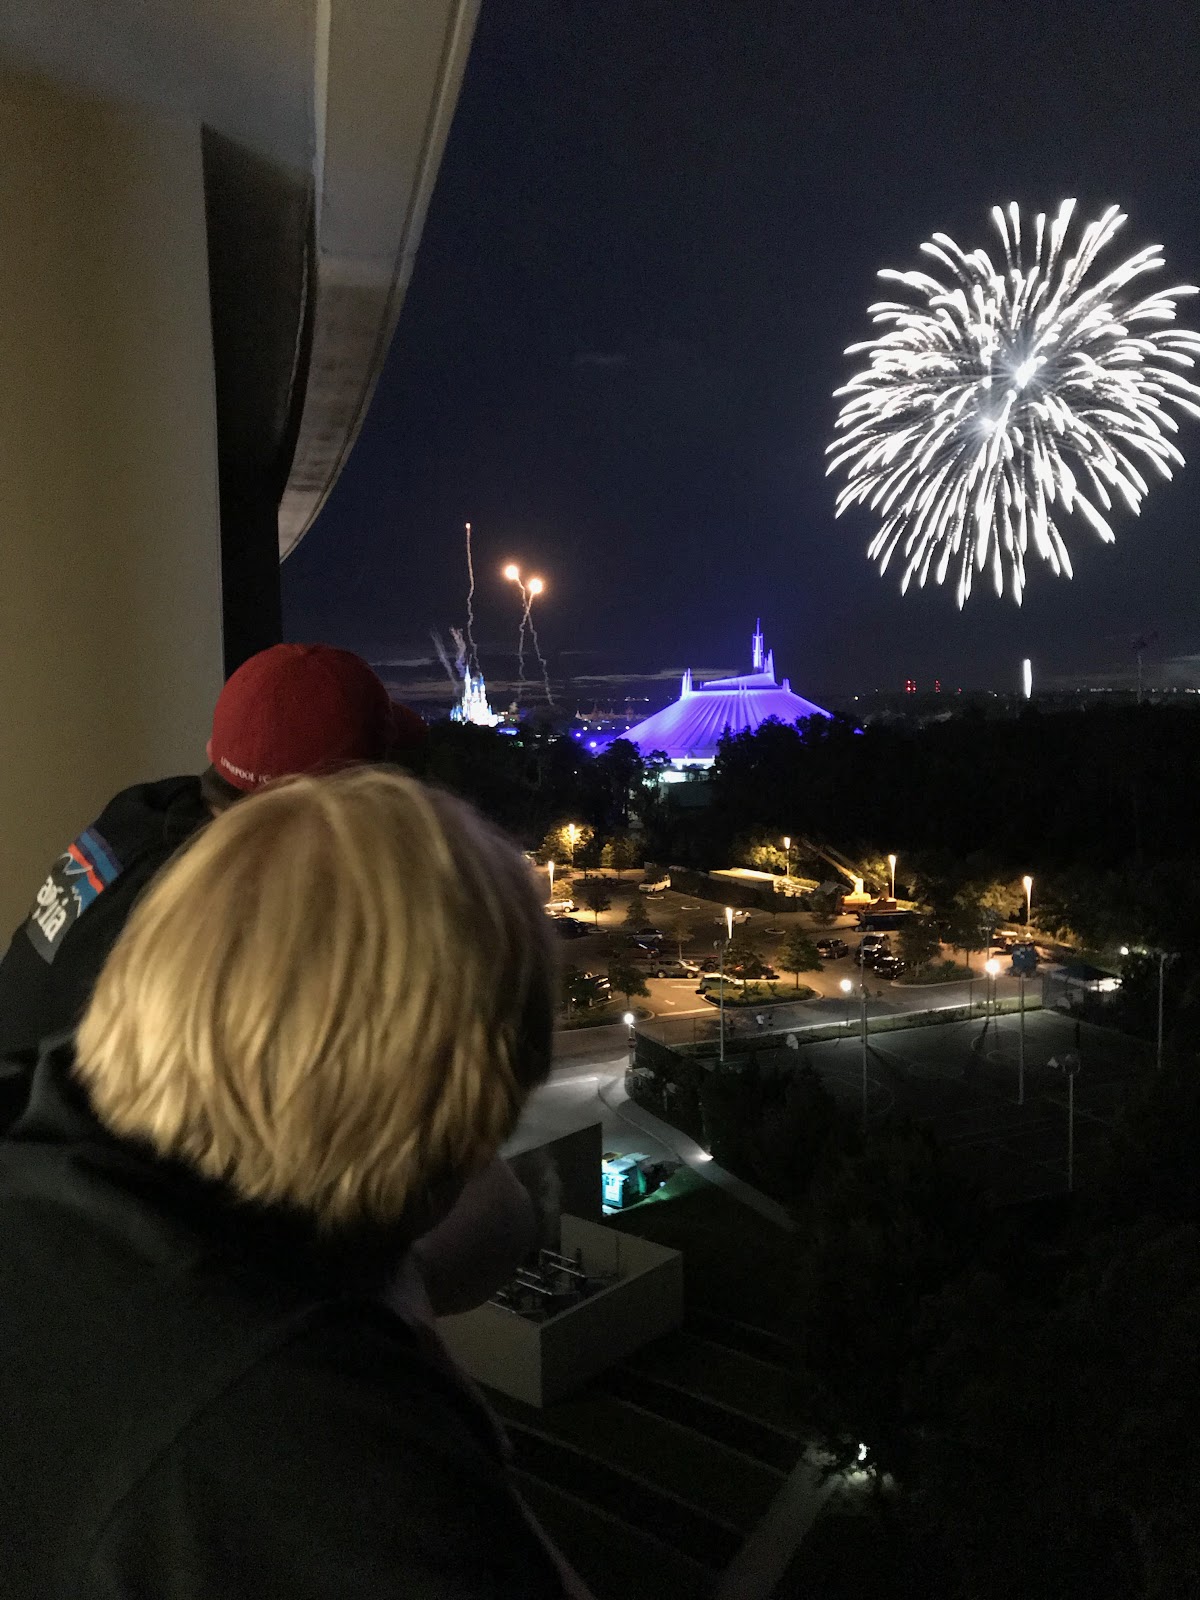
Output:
[{"left": 0, "top": 1047, "right": 568, "bottom": 1599}]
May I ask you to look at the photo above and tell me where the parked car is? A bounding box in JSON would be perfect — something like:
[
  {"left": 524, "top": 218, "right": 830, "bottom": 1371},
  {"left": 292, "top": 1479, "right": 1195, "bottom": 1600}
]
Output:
[
  {"left": 639, "top": 877, "right": 670, "bottom": 895},
  {"left": 1010, "top": 942, "right": 1039, "bottom": 976},
  {"left": 698, "top": 956, "right": 720, "bottom": 974},
  {"left": 696, "top": 974, "right": 744, "bottom": 995},
  {"left": 565, "top": 971, "right": 611, "bottom": 1009},
  {"left": 635, "top": 955, "right": 692, "bottom": 979},
  {"left": 552, "top": 917, "right": 590, "bottom": 940},
  {"left": 856, "top": 933, "right": 891, "bottom": 966},
  {"left": 632, "top": 927, "right": 662, "bottom": 945},
  {"left": 545, "top": 898, "right": 575, "bottom": 916},
  {"left": 758, "top": 964, "right": 779, "bottom": 980},
  {"left": 873, "top": 953, "right": 907, "bottom": 980},
  {"left": 715, "top": 909, "right": 752, "bottom": 925},
  {"left": 816, "top": 937, "right": 849, "bottom": 960}
]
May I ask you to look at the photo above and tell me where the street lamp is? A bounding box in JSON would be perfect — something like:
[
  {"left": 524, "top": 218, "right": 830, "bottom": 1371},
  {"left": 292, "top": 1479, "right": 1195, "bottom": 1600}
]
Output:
[
  {"left": 724, "top": 905, "right": 734, "bottom": 943},
  {"left": 858, "top": 979, "right": 869, "bottom": 1126},
  {"left": 623, "top": 1010, "right": 636, "bottom": 1063},
  {"left": 985, "top": 956, "right": 1001, "bottom": 1027},
  {"left": 1023, "top": 874, "right": 1034, "bottom": 933},
  {"left": 1155, "top": 950, "right": 1175, "bottom": 1072},
  {"left": 887, "top": 853, "right": 897, "bottom": 902},
  {"left": 566, "top": 823, "right": 579, "bottom": 866},
  {"left": 783, "top": 835, "right": 791, "bottom": 885},
  {"left": 840, "top": 976, "right": 852, "bottom": 1034},
  {"left": 547, "top": 860, "right": 555, "bottom": 901},
  {"left": 1051, "top": 1052, "right": 1081, "bottom": 1192}
]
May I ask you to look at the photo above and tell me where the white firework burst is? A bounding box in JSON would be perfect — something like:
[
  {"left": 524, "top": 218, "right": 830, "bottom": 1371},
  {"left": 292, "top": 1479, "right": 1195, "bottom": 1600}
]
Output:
[{"left": 827, "top": 201, "right": 1200, "bottom": 605}]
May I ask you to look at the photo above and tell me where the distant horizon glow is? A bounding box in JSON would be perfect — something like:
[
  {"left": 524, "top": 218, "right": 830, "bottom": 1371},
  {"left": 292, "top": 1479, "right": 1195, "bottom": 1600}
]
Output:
[{"left": 828, "top": 201, "right": 1200, "bottom": 607}]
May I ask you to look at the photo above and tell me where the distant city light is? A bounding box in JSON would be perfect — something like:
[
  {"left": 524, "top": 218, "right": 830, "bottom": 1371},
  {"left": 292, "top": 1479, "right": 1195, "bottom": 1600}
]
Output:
[{"left": 1022, "top": 658, "right": 1033, "bottom": 699}]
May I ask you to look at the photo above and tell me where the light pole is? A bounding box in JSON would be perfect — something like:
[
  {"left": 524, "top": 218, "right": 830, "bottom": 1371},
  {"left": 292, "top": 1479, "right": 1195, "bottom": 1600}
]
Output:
[
  {"left": 719, "top": 907, "right": 733, "bottom": 1063},
  {"left": 1067, "top": 1061, "right": 1076, "bottom": 1191},
  {"left": 783, "top": 835, "right": 791, "bottom": 886},
  {"left": 623, "top": 1011, "right": 636, "bottom": 1067},
  {"left": 566, "top": 823, "right": 579, "bottom": 867},
  {"left": 1023, "top": 874, "right": 1034, "bottom": 935},
  {"left": 985, "top": 956, "right": 1001, "bottom": 1042},
  {"left": 859, "top": 979, "right": 869, "bottom": 1126},
  {"left": 1156, "top": 950, "right": 1174, "bottom": 1072},
  {"left": 887, "top": 853, "right": 897, "bottom": 902},
  {"left": 1017, "top": 971, "right": 1026, "bottom": 1106},
  {"left": 840, "top": 976, "right": 852, "bottom": 1035},
  {"left": 548, "top": 860, "right": 555, "bottom": 902}
]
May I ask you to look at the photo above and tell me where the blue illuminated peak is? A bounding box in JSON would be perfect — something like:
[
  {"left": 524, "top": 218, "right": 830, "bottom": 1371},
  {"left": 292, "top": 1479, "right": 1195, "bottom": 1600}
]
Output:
[{"left": 752, "top": 619, "right": 764, "bottom": 671}]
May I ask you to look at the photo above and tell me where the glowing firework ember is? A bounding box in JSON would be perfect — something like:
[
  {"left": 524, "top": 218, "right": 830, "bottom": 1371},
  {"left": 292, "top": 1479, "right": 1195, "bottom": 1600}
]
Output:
[{"left": 827, "top": 201, "right": 1200, "bottom": 605}]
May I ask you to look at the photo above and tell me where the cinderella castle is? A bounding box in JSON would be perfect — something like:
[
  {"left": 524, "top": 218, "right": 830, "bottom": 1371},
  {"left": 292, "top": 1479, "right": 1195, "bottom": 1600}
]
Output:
[{"left": 617, "top": 621, "right": 831, "bottom": 769}]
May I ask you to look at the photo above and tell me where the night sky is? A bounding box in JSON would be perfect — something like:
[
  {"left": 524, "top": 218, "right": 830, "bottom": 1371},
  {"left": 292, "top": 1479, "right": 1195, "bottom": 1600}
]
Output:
[{"left": 283, "top": 0, "right": 1200, "bottom": 711}]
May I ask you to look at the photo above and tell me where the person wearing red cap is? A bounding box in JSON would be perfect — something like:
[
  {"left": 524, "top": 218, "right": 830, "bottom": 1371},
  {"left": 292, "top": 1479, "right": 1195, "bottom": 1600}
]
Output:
[{"left": 0, "top": 644, "right": 426, "bottom": 1076}]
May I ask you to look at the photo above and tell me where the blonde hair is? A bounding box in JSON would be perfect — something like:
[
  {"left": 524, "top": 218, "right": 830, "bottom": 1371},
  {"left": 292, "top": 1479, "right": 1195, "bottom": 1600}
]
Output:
[{"left": 75, "top": 768, "right": 555, "bottom": 1229}]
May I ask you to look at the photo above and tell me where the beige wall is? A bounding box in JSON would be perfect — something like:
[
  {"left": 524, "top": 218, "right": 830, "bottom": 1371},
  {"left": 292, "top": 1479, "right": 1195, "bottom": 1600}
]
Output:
[
  {"left": 0, "top": 69, "right": 222, "bottom": 931},
  {"left": 438, "top": 1215, "right": 684, "bottom": 1408}
]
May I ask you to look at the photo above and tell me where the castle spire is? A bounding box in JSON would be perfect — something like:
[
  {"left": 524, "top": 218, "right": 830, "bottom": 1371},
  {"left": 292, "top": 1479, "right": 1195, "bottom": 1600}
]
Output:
[{"left": 752, "top": 618, "right": 764, "bottom": 672}]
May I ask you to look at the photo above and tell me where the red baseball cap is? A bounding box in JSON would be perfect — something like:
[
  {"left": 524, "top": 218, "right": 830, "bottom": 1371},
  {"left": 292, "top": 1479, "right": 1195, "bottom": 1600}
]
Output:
[{"left": 207, "top": 643, "right": 427, "bottom": 792}]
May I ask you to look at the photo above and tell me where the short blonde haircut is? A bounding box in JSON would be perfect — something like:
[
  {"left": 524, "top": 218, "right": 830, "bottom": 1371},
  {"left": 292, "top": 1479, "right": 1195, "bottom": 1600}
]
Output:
[{"left": 75, "top": 768, "right": 556, "bottom": 1229}]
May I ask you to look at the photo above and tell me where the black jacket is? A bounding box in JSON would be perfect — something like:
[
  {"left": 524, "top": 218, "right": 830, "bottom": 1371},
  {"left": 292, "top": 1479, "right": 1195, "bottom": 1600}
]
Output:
[
  {"left": 0, "top": 777, "right": 210, "bottom": 1066},
  {"left": 0, "top": 1048, "right": 569, "bottom": 1599}
]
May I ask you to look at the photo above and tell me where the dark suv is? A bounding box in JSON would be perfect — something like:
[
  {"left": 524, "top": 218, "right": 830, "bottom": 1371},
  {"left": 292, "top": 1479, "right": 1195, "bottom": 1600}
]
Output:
[
  {"left": 873, "top": 953, "right": 907, "bottom": 980},
  {"left": 816, "top": 937, "right": 849, "bottom": 959}
]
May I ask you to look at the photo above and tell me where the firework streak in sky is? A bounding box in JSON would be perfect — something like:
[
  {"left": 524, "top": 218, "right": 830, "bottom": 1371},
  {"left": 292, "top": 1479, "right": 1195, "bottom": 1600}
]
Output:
[{"left": 827, "top": 202, "right": 1200, "bottom": 605}]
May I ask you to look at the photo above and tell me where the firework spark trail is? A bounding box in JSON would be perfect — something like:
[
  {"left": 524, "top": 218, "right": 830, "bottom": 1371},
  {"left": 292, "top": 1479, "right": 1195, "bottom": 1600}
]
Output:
[
  {"left": 513, "top": 581, "right": 529, "bottom": 703},
  {"left": 526, "top": 583, "right": 555, "bottom": 706},
  {"left": 431, "top": 630, "right": 458, "bottom": 683},
  {"left": 463, "top": 522, "right": 480, "bottom": 672},
  {"left": 827, "top": 201, "right": 1200, "bottom": 606}
]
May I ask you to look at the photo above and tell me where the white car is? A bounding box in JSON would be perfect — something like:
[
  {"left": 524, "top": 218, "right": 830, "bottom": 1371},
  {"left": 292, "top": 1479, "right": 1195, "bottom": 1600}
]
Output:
[
  {"left": 544, "top": 898, "right": 575, "bottom": 917},
  {"left": 639, "top": 877, "right": 670, "bottom": 894},
  {"left": 716, "top": 909, "right": 752, "bottom": 924}
]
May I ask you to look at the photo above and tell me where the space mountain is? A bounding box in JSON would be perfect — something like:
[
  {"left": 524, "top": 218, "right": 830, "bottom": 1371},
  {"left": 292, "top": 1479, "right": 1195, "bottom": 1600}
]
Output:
[{"left": 616, "top": 622, "right": 831, "bottom": 765}]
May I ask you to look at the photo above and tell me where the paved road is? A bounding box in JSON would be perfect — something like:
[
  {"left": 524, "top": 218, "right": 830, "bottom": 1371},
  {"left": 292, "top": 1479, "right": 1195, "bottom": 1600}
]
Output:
[{"left": 638, "top": 967, "right": 1031, "bottom": 1049}]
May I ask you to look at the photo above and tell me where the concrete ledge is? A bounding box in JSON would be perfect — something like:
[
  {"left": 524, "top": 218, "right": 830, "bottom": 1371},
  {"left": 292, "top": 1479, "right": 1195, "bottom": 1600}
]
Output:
[{"left": 437, "top": 1215, "right": 682, "bottom": 1407}]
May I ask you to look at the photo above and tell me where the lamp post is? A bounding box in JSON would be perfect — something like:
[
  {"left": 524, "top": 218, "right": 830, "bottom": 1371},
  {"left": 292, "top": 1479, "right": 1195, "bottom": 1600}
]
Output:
[
  {"left": 548, "top": 860, "right": 555, "bottom": 901},
  {"left": 887, "top": 853, "right": 897, "bottom": 902},
  {"left": 783, "top": 835, "right": 791, "bottom": 886},
  {"left": 719, "top": 907, "right": 734, "bottom": 1063},
  {"left": 623, "top": 1011, "right": 636, "bottom": 1066},
  {"left": 840, "top": 976, "right": 852, "bottom": 1036},
  {"left": 566, "top": 823, "right": 579, "bottom": 867},
  {"left": 1055, "top": 1052, "right": 1080, "bottom": 1192},
  {"left": 985, "top": 956, "right": 1001, "bottom": 1032},
  {"left": 859, "top": 979, "right": 869, "bottom": 1127},
  {"left": 1017, "top": 971, "right": 1026, "bottom": 1106},
  {"left": 1023, "top": 874, "right": 1033, "bottom": 934},
  {"left": 1156, "top": 950, "right": 1175, "bottom": 1072}
]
